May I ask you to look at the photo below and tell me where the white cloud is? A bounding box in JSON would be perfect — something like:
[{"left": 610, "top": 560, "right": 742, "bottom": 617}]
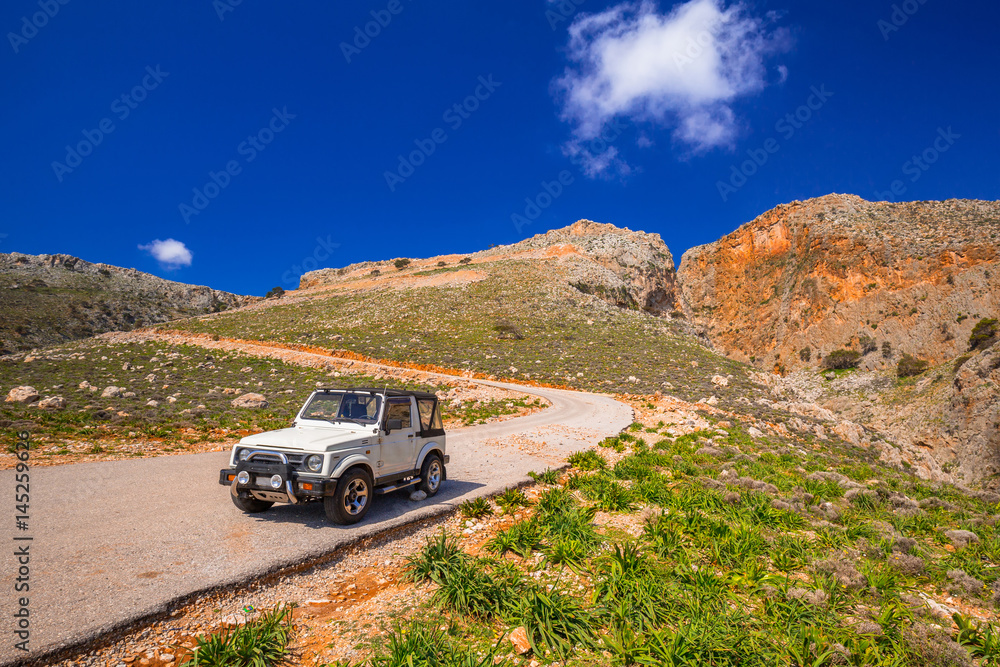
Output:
[
  {"left": 138, "top": 238, "right": 192, "bottom": 269},
  {"left": 554, "top": 0, "right": 790, "bottom": 172}
]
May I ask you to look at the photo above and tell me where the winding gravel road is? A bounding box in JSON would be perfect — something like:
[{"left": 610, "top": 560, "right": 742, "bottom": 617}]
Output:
[{"left": 0, "top": 378, "right": 632, "bottom": 664}]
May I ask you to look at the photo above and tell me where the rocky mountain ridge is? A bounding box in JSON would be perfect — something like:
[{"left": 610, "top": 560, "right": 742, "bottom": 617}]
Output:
[
  {"left": 0, "top": 252, "right": 256, "bottom": 354},
  {"left": 678, "top": 194, "right": 1000, "bottom": 373}
]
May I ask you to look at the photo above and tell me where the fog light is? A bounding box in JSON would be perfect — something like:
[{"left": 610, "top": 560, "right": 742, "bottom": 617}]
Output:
[
  {"left": 236, "top": 471, "right": 250, "bottom": 485},
  {"left": 270, "top": 474, "right": 283, "bottom": 489}
]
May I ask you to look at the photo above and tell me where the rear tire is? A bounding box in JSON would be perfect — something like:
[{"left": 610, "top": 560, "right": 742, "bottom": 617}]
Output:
[
  {"left": 418, "top": 454, "right": 443, "bottom": 497},
  {"left": 231, "top": 492, "right": 274, "bottom": 513},
  {"left": 325, "top": 468, "right": 374, "bottom": 524}
]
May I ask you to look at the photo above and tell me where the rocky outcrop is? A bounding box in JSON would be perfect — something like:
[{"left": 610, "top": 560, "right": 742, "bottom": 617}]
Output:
[
  {"left": 493, "top": 220, "right": 678, "bottom": 314},
  {"left": 678, "top": 194, "right": 1000, "bottom": 372},
  {"left": 232, "top": 393, "right": 268, "bottom": 409},
  {"left": 0, "top": 252, "right": 258, "bottom": 354},
  {"left": 300, "top": 220, "right": 679, "bottom": 315},
  {"left": 4, "top": 386, "right": 38, "bottom": 404}
]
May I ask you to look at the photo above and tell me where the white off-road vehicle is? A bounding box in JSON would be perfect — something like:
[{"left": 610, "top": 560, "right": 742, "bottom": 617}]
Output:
[{"left": 219, "top": 388, "right": 448, "bottom": 524}]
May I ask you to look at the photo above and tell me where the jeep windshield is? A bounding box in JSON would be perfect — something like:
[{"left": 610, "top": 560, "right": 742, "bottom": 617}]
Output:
[{"left": 300, "top": 392, "right": 381, "bottom": 425}]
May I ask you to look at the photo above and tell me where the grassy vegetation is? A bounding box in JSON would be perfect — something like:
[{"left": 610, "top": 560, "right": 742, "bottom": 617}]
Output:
[
  {"left": 0, "top": 338, "right": 526, "bottom": 454},
  {"left": 336, "top": 422, "right": 1000, "bottom": 666},
  {"left": 158, "top": 260, "right": 767, "bottom": 408},
  {"left": 455, "top": 397, "right": 546, "bottom": 426},
  {"left": 180, "top": 607, "right": 293, "bottom": 667}
]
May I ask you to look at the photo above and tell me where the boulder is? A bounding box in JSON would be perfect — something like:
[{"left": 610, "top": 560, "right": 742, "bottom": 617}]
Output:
[
  {"left": 409, "top": 490, "right": 427, "bottom": 502},
  {"left": 509, "top": 627, "right": 531, "bottom": 655},
  {"left": 231, "top": 393, "right": 268, "bottom": 409},
  {"left": 833, "top": 420, "right": 866, "bottom": 446},
  {"left": 5, "top": 386, "right": 39, "bottom": 404},
  {"left": 101, "top": 386, "right": 125, "bottom": 398},
  {"left": 711, "top": 374, "right": 729, "bottom": 387},
  {"left": 37, "top": 396, "right": 66, "bottom": 409}
]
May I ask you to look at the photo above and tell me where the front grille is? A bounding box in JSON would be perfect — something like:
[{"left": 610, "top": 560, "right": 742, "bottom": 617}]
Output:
[{"left": 251, "top": 452, "right": 306, "bottom": 466}]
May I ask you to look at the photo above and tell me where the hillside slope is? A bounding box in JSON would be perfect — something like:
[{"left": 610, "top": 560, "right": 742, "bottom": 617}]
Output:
[
  {"left": 161, "top": 220, "right": 773, "bottom": 412},
  {"left": 0, "top": 252, "right": 256, "bottom": 354},
  {"left": 678, "top": 194, "right": 1000, "bottom": 373}
]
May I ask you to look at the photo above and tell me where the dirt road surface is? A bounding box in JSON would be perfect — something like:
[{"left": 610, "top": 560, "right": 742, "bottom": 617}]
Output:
[{"left": 0, "top": 379, "right": 631, "bottom": 664}]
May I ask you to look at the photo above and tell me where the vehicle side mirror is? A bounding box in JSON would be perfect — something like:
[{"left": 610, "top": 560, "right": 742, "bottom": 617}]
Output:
[{"left": 385, "top": 419, "right": 402, "bottom": 434}]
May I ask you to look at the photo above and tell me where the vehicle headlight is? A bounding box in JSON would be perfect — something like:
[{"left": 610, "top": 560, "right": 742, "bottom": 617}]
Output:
[
  {"left": 238, "top": 448, "right": 250, "bottom": 461},
  {"left": 306, "top": 455, "right": 323, "bottom": 472}
]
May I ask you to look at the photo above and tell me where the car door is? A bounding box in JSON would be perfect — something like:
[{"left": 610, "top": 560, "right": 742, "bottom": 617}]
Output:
[{"left": 380, "top": 397, "right": 417, "bottom": 476}]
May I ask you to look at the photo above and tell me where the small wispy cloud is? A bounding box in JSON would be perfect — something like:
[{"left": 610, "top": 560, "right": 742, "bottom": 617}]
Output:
[
  {"left": 139, "top": 238, "right": 192, "bottom": 269},
  {"left": 554, "top": 0, "right": 791, "bottom": 175}
]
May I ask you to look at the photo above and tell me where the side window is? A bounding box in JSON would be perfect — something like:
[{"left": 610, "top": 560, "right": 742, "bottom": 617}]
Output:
[
  {"left": 417, "top": 399, "right": 435, "bottom": 431},
  {"left": 417, "top": 399, "right": 443, "bottom": 432},
  {"left": 385, "top": 400, "right": 411, "bottom": 429}
]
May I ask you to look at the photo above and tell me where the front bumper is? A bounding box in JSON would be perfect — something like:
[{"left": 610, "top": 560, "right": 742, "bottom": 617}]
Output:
[{"left": 219, "top": 453, "right": 334, "bottom": 504}]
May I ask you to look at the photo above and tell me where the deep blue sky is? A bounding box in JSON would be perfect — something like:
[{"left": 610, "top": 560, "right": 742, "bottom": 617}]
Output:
[{"left": 1, "top": 0, "right": 998, "bottom": 295}]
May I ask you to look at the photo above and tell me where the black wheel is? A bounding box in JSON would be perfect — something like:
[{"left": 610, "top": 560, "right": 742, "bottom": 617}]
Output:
[
  {"left": 325, "top": 468, "right": 373, "bottom": 524},
  {"left": 231, "top": 492, "right": 274, "bottom": 513},
  {"left": 418, "top": 454, "right": 443, "bottom": 497}
]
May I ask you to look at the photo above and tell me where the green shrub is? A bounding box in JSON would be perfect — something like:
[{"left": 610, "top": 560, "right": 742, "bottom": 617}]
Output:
[
  {"left": 180, "top": 607, "right": 292, "bottom": 667},
  {"left": 459, "top": 257, "right": 472, "bottom": 264},
  {"left": 897, "top": 353, "right": 929, "bottom": 378},
  {"left": 496, "top": 487, "right": 531, "bottom": 514},
  {"left": 393, "top": 258, "right": 411, "bottom": 270},
  {"left": 567, "top": 449, "right": 607, "bottom": 471},
  {"left": 823, "top": 349, "right": 861, "bottom": 370},
  {"left": 799, "top": 347, "right": 811, "bottom": 362},
  {"left": 953, "top": 354, "right": 973, "bottom": 373},
  {"left": 528, "top": 468, "right": 560, "bottom": 485},
  {"left": 493, "top": 319, "right": 524, "bottom": 341},
  {"left": 882, "top": 341, "right": 893, "bottom": 359},
  {"left": 458, "top": 496, "right": 493, "bottom": 519},
  {"left": 858, "top": 334, "right": 877, "bottom": 355},
  {"left": 969, "top": 318, "right": 998, "bottom": 351},
  {"left": 264, "top": 286, "right": 284, "bottom": 299},
  {"left": 369, "top": 622, "right": 511, "bottom": 667}
]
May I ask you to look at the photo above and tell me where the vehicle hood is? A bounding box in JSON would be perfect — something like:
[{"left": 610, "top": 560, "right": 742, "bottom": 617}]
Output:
[{"left": 238, "top": 425, "right": 374, "bottom": 452}]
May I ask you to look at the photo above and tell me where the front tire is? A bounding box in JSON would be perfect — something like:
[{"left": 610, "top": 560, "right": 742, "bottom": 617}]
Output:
[
  {"left": 231, "top": 492, "right": 274, "bottom": 513},
  {"left": 418, "top": 454, "right": 444, "bottom": 497},
  {"left": 325, "top": 468, "right": 374, "bottom": 524}
]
